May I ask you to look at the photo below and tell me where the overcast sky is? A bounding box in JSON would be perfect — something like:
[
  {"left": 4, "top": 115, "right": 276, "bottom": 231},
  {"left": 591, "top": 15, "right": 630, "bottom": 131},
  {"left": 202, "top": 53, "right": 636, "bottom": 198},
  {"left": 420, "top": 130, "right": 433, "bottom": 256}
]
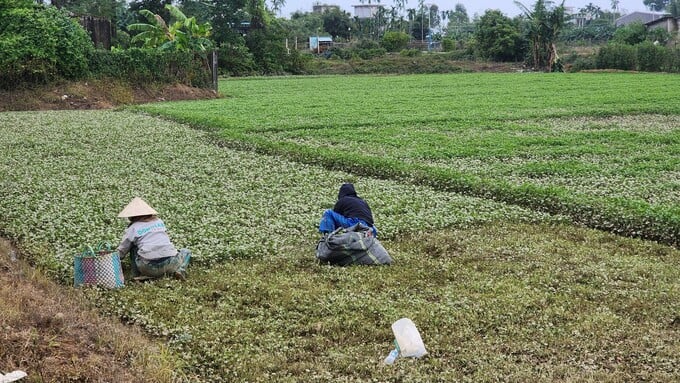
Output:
[{"left": 278, "top": 0, "right": 651, "bottom": 19}]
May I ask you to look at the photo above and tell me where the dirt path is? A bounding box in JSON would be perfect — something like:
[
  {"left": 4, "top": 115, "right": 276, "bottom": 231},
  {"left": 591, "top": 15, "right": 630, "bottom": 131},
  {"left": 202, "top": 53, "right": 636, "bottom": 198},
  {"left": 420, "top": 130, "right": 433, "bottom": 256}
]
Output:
[
  {"left": 0, "top": 81, "right": 219, "bottom": 111},
  {"left": 0, "top": 238, "right": 178, "bottom": 382}
]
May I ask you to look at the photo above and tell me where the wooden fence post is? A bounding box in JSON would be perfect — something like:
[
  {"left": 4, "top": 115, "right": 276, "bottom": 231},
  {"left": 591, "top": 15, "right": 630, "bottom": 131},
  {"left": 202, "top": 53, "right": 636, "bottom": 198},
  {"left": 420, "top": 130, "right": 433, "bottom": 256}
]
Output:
[{"left": 212, "top": 50, "right": 218, "bottom": 92}]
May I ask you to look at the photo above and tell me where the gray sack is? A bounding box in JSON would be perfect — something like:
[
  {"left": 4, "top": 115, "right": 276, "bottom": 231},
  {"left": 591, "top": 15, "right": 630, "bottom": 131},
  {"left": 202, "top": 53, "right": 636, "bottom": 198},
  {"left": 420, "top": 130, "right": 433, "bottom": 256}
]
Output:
[{"left": 316, "top": 223, "right": 392, "bottom": 266}]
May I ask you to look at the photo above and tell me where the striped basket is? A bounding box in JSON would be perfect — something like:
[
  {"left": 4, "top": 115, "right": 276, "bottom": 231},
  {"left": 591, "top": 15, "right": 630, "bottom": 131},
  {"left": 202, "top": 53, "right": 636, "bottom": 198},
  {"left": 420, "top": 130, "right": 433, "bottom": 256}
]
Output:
[{"left": 74, "top": 243, "right": 124, "bottom": 288}]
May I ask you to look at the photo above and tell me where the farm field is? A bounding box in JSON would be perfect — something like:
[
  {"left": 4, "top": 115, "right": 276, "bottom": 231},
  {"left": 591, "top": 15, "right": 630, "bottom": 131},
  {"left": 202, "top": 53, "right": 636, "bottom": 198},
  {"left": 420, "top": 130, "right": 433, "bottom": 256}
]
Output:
[
  {"left": 0, "top": 72, "right": 679, "bottom": 382},
  {"left": 138, "top": 73, "right": 680, "bottom": 246}
]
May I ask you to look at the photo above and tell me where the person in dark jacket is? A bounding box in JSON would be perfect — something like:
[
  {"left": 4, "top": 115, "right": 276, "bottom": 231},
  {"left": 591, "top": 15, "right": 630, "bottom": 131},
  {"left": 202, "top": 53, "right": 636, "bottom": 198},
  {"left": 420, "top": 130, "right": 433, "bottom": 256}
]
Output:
[{"left": 319, "top": 183, "right": 378, "bottom": 237}]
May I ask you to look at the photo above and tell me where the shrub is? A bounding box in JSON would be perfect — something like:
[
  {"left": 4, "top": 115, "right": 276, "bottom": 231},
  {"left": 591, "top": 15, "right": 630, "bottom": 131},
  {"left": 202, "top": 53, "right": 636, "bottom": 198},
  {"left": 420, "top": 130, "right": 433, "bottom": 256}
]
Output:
[
  {"left": 0, "top": 5, "right": 93, "bottom": 88},
  {"left": 328, "top": 43, "right": 386, "bottom": 60},
  {"left": 636, "top": 41, "right": 669, "bottom": 72},
  {"left": 647, "top": 28, "right": 671, "bottom": 45},
  {"left": 596, "top": 43, "right": 636, "bottom": 70},
  {"left": 357, "top": 39, "right": 380, "bottom": 49},
  {"left": 381, "top": 31, "right": 410, "bottom": 52},
  {"left": 357, "top": 48, "right": 387, "bottom": 59},
  {"left": 569, "top": 56, "right": 596, "bottom": 72},
  {"left": 400, "top": 48, "right": 421, "bottom": 57},
  {"left": 612, "top": 22, "right": 647, "bottom": 45},
  {"left": 441, "top": 38, "right": 456, "bottom": 52},
  {"left": 281, "top": 49, "right": 311, "bottom": 75},
  {"left": 667, "top": 48, "right": 680, "bottom": 73},
  {"left": 217, "top": 43, "right": 256, "bottom": 76},
  {"left": 474, "top": 10, "right": 526, "bottom": 62},
  {"left": 327, "top": 46, "right": 355, "bottom": 60}
]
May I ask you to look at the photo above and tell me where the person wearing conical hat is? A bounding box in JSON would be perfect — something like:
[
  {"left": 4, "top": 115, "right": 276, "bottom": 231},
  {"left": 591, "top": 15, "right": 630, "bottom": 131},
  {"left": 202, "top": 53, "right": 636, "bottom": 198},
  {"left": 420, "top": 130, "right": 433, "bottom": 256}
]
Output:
[{"left": 116, "top": 197, "right": 190, "bottom": 280}]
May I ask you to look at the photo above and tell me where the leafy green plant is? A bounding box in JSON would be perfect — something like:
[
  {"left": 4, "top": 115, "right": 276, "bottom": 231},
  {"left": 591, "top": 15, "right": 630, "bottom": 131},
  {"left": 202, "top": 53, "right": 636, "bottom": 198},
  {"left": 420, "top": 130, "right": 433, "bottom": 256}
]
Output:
[
  {"left": 515, "top": 0, "right": 567, "bottom": 72},
  {"left": 441, "top": 38, "right": 455, "bottom": 52},
  {"left": 612, "top": 21, "right": 647, "bottom": 45},
  {"left": 128, "top": 4, "right": 213, "bottom": 52},
  {"left": 400, "top": 48, "right": 421, "bottom": 57},
  {"left": 474, "top": 9, "right": 526, "bottom": 62},
  {"left": 87, "top": 48, "right": 211, "bottom": 87},
  {"left": 568, "top": 55, "right": 596, "bottom": 72}
]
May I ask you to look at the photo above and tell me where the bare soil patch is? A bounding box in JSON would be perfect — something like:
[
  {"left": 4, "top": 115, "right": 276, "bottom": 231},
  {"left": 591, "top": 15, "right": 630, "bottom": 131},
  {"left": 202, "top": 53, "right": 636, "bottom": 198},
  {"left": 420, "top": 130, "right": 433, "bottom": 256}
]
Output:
[
  {"left": 0, "top": 238, "right": 178, "bottom": 382},
  {"left": 0, "top": 80, "right": 219, "bottom": 112}
]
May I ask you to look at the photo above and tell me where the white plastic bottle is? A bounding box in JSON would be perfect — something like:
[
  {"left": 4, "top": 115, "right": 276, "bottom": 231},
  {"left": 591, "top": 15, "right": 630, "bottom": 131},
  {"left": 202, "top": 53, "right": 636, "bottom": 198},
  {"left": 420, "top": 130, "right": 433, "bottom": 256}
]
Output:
[{"left": 383, "top": 348, "right": 399, "bottom": 365}]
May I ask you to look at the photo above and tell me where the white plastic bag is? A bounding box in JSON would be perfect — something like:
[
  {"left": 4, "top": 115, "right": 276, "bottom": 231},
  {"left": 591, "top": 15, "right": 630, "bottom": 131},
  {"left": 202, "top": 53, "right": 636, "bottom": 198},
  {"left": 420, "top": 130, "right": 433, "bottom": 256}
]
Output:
[
  {"left": 392, "top": 318, "right": 427, "bottom": 358},
  {"left": 0, "top": 370, "right": 27, "bottom": 383}
]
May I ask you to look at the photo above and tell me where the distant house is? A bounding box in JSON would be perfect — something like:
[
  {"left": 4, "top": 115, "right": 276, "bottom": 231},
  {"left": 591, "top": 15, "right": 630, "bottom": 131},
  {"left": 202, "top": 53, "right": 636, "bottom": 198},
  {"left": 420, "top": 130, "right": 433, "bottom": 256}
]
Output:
[
  {"left": 312, "top": 3, "right": 340, "bottom": 14},
  {"left": 645, "top": 15, "right": 679, "bottom": 35},
  {"left": 615, "top": 11, "right": 668, "bottom": 27},
  {"left": 564, "top": 6, "right": 594, "bottom": 28},
  {"left": 353, "top": 4, "right": 381, "bottom": 19},
  {"left": 309, "top": 36, "right": 333, "bottom": 53},
  {"left": 614, "top": 11, "right": 679, "bottom": 36},
  {"left": 236, "top": 22, "right": 250, "bottom": 37}
]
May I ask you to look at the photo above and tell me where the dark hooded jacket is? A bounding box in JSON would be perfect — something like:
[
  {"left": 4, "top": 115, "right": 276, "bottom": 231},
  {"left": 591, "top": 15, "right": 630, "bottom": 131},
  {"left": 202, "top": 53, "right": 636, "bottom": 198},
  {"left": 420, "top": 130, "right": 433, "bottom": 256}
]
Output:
[{"left": 333, "top": 183, "right": 374, "bottom": 227}]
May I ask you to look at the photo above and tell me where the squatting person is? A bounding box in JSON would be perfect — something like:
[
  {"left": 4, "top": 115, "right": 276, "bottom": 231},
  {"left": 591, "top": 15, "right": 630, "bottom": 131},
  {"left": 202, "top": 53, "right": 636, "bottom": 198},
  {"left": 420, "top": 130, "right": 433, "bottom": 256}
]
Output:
[
  {"left": 318, "top": 183, "right": 378, "bottom": 237},
  {"left": 116, "top": 197, "right": 190, "bottom": 280}
]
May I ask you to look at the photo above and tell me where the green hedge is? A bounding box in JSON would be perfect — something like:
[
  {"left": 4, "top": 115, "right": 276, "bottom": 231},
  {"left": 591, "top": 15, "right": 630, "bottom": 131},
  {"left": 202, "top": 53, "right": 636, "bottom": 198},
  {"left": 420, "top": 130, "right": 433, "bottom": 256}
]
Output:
[
  {"left": 0, "top": 4, "right": 212, "bottom": 89},
  {"left": 636, "top": 41, "right": 670, "bottom": 72},
  {"left": 595, "top": 43, "right": 680, "bottom": 73},
  {"left": 87, "top": 49, "right": 212, "bottom": 88},
  {"left": 596, "top": 43, "right": 636, "bottom": 70},
  {"left": 0, "top": 6, "right": 93, "bottom": 89}
]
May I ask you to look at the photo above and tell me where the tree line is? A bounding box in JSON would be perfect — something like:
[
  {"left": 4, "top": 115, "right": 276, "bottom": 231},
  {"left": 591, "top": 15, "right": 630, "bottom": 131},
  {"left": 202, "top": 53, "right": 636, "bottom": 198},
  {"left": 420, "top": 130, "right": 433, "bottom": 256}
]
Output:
[{"left": 2, "top": 0, "right": 680, "bottom": 86}]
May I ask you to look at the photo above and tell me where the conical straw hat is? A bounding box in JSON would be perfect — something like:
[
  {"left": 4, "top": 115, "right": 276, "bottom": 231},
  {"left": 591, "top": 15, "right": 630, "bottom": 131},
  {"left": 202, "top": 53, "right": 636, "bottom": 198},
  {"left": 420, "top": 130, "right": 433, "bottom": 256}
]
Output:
[{"left": 118, "top": 197, "right": 158, "bottom": 218}]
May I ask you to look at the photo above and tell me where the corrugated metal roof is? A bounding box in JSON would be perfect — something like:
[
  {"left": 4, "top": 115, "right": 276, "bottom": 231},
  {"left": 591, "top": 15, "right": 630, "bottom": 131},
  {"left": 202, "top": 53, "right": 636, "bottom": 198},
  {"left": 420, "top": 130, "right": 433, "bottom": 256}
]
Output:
[{"left": 615, "top": 11, "right": 669, "bottom": 27}]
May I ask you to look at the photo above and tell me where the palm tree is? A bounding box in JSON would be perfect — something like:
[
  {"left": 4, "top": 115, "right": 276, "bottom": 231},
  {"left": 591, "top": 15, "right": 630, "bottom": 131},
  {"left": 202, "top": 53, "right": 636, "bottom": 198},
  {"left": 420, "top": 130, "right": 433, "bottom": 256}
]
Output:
[
  {"left": 407, "top": 7, "right": 416, "bottom": 37},
  {"left": 269, "top": 0, "right": 286, "bottom": 16},
  {"left": 515, "top": 0, "right": 566, "bottom": 71}
]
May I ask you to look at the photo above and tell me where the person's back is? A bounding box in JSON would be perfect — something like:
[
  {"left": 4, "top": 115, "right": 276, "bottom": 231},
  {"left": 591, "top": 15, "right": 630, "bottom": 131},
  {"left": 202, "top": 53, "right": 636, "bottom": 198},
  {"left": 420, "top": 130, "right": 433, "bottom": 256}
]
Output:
[
  {"left": 319, "top": 183, "right": 378, "bottom": 237},
  {"left": 333, "top": 183, "right": 374, "bottom": 227},
  {"left": 121, "top": 218, "right": 177, "bottom": 260}
]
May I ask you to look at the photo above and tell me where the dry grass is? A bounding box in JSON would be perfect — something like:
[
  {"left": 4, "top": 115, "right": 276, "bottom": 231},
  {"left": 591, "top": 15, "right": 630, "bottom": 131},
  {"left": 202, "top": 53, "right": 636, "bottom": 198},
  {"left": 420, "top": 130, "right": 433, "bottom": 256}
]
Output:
[{"left": 0, "top": 238, "right": 184, "bottom": 382}]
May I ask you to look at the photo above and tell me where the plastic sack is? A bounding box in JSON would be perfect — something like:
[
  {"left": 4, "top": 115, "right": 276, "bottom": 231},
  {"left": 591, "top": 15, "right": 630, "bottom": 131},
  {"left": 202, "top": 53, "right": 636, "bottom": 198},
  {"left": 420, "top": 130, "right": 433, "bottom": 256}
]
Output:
[
  {"left": 392, "top": 318, "right": 427, "bottom": 358},
  {"left": 74, "top": 243, "right": 124, "bottom": 288},
  {"left": 316, "top": 223, "right": 392, "bottom": 266},
  {"left": 0, "top": 370, "right": 27, "bottom": 382}
]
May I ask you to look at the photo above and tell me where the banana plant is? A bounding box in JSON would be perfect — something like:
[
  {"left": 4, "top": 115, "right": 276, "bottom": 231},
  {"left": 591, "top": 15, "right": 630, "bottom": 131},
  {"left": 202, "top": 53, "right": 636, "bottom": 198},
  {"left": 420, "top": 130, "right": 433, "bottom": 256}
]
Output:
[{"left": 127, "top": 4, "right": 212, "bottom": 52}]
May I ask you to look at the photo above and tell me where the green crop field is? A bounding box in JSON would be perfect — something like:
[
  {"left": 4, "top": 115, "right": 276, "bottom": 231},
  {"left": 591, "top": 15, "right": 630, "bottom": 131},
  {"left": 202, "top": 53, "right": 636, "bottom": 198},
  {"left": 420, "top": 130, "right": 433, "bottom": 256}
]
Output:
[
  {"left": 138, "top": 73, "right": 680, "bottom": 246},
  {"left": 1, "top": 73, "right": 680, "bottom": 382}
]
